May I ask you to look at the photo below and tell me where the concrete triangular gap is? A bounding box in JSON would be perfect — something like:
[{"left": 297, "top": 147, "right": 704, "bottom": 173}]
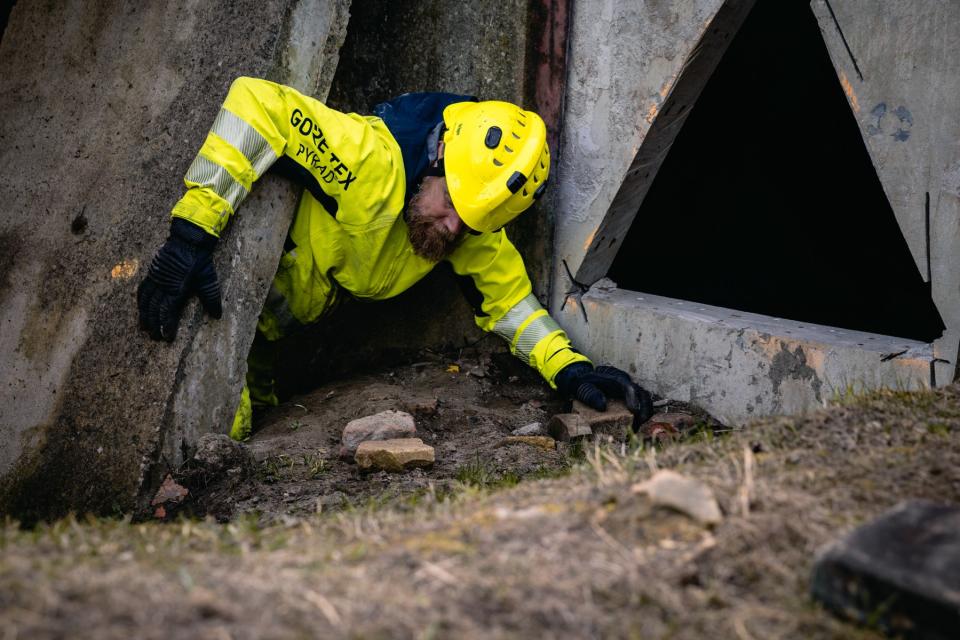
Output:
[{"left": 607, "top": 0, "right": 944, "bottom": 342}]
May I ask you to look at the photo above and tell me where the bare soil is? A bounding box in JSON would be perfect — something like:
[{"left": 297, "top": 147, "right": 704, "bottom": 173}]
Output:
[
  {"left": 179, "top": 350, "right": 712, "bottom": 523},
  {"left": 2, "top": 361, "right": 959, "bottom": 640}
]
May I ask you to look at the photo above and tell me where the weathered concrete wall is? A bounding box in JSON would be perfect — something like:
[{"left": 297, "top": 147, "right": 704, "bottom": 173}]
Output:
[
  {"left": 0, "top": 0, "right": 349, "bottom": 521},
  {"left": 810, "top": 0, "right": 960, "bottom": 386},
  {"left": 270, "top": 0, "right": 567, "bottom": 393},
  {"left": 559, "top": 284, "right": 931, "bottom": 425},
  {"left": 550, "top": 0, "right": 755, "bottom": 294}
]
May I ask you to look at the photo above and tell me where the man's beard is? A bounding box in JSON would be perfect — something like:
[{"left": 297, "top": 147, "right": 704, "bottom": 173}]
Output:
[{"left": 406, "top": 191, "right": 461, "bottom": 262}]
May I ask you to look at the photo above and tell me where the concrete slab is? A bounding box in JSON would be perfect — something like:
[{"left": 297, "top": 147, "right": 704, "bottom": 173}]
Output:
[
  {"left": 809, "top": 1, "right": 960, "bottom": 386},
  {"left": 0, "top": 0, "right": 350, "bottom": 521},
  {"left": 558, "top": 282, "right": 932, "bottom": 425},
  {"left": 812, "top": 500, "right": 960, "bottom": 638}
]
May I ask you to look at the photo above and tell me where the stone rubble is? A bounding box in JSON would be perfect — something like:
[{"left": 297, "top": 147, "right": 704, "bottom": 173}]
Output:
[
  {"left": 355, "top": 438, "right": 435, "bottom": 472},
  {"left": 639, "top": 412, "right": 697, "bottom": 443},
  {"left": 340, "top": 410, "right": 417, "bottom": 460},
  {"left": 547, "top": 413, "right": 593, "bottom": 442},
  {"left": 812, "top": 500, "right": 960, "bottom": 638},
  {"left": 632, "top": 470, "right": 722, "bottom": 526},
  {"left": 192, "top": 434, "right": 253, "bottom": 475},
  {"left": 572, "top": 399, "right": 634, "bottom": 440},
  {"left": 511, "top": 422, "right": 544, "bottom": 436},
  {"left": 498, "top": 436, "right": 556, "bottom": 451}
]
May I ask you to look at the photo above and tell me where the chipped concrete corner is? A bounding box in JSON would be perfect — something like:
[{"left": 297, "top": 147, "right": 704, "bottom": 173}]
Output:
[
  {"left": 0, "top": 0, "right": 350, "bottom": 521},
  {"left": 559, "top": 286, "right": 931, "bottom": 425}
]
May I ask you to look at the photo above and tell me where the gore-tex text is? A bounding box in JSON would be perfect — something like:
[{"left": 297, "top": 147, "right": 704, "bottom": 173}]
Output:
[{"left": 290, "top": 108, "right": 358, "bottom": 190}]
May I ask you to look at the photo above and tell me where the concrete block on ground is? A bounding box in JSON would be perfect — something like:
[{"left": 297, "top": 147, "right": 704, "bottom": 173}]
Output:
[
  {"left": 0, "top": 0, "right": 350, "bottom": 522},
  {"left": 339, "top": 410, "right": 417, "bottom": 460},
  {"left": 811, "top": 500, "right": 960, "bottom": 638},
  {"left": 572, "top": 399, "right": 634, "bottom": 441},
  {"left": 632, "top": 470, "right": 722, "bottom": 526},
  {"left": 547, "top": 414, "right": 592, "bottom": 442},
  {"left": 355, "top": 439, "right": 435, "bottom": 473},
  {"left": 498, "top": 436, "right": 556, "bottom": 451}
]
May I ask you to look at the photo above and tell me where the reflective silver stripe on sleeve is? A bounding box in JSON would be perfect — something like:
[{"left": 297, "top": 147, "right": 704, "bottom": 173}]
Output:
[
  {"left": 185, "top": 155, "right": 248, "bottom": 212},
  {"left": 514, "top": 314, "right": 562, "bottom": 364},
  {"left": 492, "top": 293, "right": 543, "bottom": 344},
  {"left": 209, "top": 108, "right": 278, "bottom": 177}
]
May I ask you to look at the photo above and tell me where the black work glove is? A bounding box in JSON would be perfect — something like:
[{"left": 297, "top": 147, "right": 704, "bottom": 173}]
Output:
[
  {"left": 555, "top": 362, "right": 654, "bottom": 423},
  {"left": 137, "top": 218, "right": 222, "bottom": 342}
]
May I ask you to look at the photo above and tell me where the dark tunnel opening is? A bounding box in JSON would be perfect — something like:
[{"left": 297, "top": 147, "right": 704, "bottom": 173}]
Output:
[
  {"left": 1, "top": 0, "right": 16, "bottom": 45},
  {"left": 607, "top": 0, "right": 945, "bottom": 343}
]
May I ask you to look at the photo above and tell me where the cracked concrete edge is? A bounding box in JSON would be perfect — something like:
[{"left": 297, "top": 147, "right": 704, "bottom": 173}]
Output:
[{"left": 558, "top": 286, "right": 931, "bottom": 425}]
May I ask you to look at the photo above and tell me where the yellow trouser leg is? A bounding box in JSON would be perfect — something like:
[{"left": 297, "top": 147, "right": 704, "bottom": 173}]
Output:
[{"left": 230, "top": 385, "right": 252, "bottom": 441}]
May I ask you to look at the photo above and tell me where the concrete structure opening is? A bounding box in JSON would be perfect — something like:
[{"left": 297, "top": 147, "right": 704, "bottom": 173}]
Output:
[
  {"left": 553, "top": 0, "right": 960, "bottom": 423},
  {"left": 607, "top": 0, "right": 945, "bottom": 343}
]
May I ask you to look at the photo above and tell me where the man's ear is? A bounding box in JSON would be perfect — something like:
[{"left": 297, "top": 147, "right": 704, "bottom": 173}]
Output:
[{"left": 436, "top": 140, "right": 445, "bottom": 159}]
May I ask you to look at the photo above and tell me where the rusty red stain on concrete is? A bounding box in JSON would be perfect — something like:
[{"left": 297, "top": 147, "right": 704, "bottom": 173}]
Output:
[
  {"left": 530, "top": 0, "right": 570, "bottom": 154},
  {"left": 838, "top": 71, "right": 860, "bottom": 113}
]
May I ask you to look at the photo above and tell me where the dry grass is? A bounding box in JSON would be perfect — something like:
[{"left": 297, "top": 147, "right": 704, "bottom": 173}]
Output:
[{"left": 2, "top": 384, "right": 960, "bottom": 638}]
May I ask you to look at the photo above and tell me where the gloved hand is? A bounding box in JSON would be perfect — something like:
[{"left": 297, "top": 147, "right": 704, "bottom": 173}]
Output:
[
  {"left": 555, "top": 362, "right": 654, "bottom": 423},
  {"left": 137, "top": 218, "right": 222, "bottom": 342}
]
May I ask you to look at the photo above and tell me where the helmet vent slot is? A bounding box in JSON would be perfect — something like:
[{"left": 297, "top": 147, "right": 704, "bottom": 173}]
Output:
[
  {"left": 493, "top": 158, "right": 504, "bottom": 167},
  {"left": 512, "top": 132, "right": 521, "bottom": 140},
  {"left": 504, "top": 145, "right": 514, "bottom": 153},
  {"left": 506, "top": 171, "right": 527, "bottom": 193},
  {"left": 516, "top": 119, "right": 525, "bottom": 127}
]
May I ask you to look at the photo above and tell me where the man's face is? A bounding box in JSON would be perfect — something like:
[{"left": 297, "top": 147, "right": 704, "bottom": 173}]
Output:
[{"left": 406, "top": 175, "right": 467, "bottom": 262}]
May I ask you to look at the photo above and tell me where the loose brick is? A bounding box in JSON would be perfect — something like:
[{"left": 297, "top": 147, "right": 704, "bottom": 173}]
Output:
[
  {"left": 572, "top": 399, "right": 634, "bottom": 440},
  {"left": 339, "top": 410, "right": 416, "bottom": 459},
  {"left": 547, "top": 413, "right": 592, "bottom": 442},
  {"left": 355, "top": 438, "right": 435, "bottom": 472}
]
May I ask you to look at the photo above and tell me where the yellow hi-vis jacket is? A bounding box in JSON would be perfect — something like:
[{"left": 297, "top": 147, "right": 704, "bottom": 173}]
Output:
[{"left": 169, "top": 77, "right": 590, "bottom": 388}]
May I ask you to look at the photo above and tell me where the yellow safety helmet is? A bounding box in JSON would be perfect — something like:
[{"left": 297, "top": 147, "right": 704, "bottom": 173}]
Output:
[{"left": 441, "top": 100, "right": 550, "bottom": 233}]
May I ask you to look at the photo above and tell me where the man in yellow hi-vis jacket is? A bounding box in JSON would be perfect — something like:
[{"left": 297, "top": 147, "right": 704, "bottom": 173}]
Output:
[{"left": 137, "top": 77, "right": 653, "bottom": 440}]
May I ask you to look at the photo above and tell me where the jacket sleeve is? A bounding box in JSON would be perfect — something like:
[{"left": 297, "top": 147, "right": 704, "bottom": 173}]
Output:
[
  {"left": 448, "top": 230, "right": 591, "bottom": 388},
  {"left": 170, "top": 76, "right": 381, "bottom": 237}
]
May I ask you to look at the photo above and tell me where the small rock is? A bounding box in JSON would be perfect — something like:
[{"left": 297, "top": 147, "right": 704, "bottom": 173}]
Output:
[
  {"left": 632, "top": 470, "right": 722, "bottom": 525},
  {"left": 401, "top": 396, "right": 439, "bottom": 417},
  {"left": 151, "top": 474, "right": 189, "bottom": 507},
  {"left": 572, "top": 399, "right": 634, "bottom": 440},
  {"left": 340, "top": 410, "right": 417, "bottom": 459},
  {"left": 355, "top": 438, "right": 435, "bottom": 472},
  {"left": 511, "top": 422, "right": 544, "bottom": 436},
  {"left": 812, "top": 500, "right": 960, "bottom": 638},
  {"left": 193, "top": 434, "right": 252, "bottom": 474},
  {"left": 498, "top": 436, "right": 556, "bottom": 451},
  {"left": 547, "top": 413, "right": 592, "bottom": 441},
  {"left": 639, "top": 412, "right": 697, "bottom": 443}
]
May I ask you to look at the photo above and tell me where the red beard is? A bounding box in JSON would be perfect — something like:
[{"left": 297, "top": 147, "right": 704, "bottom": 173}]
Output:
[{"left": 406, "top": 191, "right": 462, "bottom": 262}]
